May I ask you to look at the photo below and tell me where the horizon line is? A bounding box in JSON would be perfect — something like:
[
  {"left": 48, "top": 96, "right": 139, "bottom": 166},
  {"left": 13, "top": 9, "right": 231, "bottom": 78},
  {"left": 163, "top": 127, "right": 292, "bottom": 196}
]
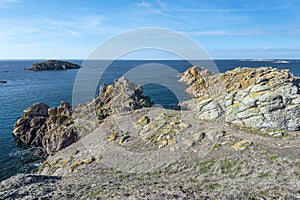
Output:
[{"left": 0, "top": 58, "right": 299, "bottom": 61}]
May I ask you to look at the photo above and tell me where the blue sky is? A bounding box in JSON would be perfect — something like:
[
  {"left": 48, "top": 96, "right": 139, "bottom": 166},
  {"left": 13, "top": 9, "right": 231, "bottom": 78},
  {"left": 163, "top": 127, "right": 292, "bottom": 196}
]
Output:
[{"left": 0, "top": 0, "right": 299, "bottom": 59}]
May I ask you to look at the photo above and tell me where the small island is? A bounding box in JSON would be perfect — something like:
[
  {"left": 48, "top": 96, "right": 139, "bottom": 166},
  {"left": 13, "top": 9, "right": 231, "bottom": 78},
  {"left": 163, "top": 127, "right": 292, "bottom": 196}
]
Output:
[{"left": 26, "top": 60, "right": 81, "bottom": 71}]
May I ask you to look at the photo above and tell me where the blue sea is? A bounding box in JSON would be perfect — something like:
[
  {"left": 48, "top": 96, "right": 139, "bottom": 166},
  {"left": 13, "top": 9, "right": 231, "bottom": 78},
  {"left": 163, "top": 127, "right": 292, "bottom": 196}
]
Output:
[{"left": 0, "top": 59, "right": 300, "bottom": 181}]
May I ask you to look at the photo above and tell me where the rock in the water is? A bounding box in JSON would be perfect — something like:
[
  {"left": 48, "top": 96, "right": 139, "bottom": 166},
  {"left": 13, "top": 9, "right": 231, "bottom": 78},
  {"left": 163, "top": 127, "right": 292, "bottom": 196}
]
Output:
[
  {"left": 12, "top": 101, "right": 75, "bottom": 153},
  {"left": 26, "top": 60, "right": 81, "bottom": 71},
  {"left": 180, "top": 66, "right": 300, "bottom": 131},
  {"left": 94, "top": 77, "right": 153, "bottom": 120},
  {"left": 12, "top": 103, "right": 49, "bottom": 146}
]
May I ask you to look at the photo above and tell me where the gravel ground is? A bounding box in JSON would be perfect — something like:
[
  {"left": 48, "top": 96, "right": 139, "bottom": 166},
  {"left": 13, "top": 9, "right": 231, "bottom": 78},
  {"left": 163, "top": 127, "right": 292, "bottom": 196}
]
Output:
[{"left": 1, "top": 108, "right": 300, "bottom": 199}]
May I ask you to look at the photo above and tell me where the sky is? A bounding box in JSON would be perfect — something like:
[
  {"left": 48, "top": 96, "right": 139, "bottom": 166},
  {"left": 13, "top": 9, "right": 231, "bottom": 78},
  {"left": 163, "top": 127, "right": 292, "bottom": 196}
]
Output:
[{"left": 0, "top": 0, "right": 299, "bottom": 59}]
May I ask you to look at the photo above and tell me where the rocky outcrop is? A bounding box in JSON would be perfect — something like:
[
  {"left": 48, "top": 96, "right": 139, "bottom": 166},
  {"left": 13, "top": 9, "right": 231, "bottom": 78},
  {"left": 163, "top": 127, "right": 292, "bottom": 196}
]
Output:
[
  {"left": 180, "top": 66, "right": 300, "bottom": 130},
  {"left": 94, "top": 77, "right": 152, "bottom": 120},
  {"left": 12, "top": 78, "right": 152, "bottom": 154},
  {"left": 26, "top": 60, "right": 81, "bottom": 71},
  {"left": 12, "top": 102, "right": 75, "bottom": 152},
  {"left": 13, "top": 103, "right": 50, "bottom": 146}
]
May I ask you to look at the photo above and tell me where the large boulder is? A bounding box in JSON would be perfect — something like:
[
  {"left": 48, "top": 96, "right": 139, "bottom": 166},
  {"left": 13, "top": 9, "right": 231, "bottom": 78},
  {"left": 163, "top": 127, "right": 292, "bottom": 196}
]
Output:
[{"left": 180, "top": 66, "right": 300, "bottom": 130}]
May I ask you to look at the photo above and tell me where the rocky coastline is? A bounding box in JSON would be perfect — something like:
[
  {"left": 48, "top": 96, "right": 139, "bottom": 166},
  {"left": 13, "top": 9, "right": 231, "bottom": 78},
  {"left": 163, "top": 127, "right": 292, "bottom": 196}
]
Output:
[
  {"left": 1, "top": 66, "right": 299, "bottom": 199},
  {"left": 26, "top": 60, "right": 81, "bottom": 71}
]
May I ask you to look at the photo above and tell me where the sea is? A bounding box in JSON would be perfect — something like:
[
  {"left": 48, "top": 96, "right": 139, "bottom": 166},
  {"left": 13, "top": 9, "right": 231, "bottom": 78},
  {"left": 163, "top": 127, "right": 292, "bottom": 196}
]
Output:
[{"left": 0, "top": 59, "right": 300, "bottom": 181}]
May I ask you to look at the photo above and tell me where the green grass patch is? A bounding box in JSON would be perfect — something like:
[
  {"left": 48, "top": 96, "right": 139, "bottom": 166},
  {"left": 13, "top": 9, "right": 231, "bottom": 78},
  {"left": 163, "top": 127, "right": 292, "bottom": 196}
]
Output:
[
  {"left": 221, "top": 160, "right": 240, "bottom": 175},
  {"left": 259, "top": 173, "right": 270, "bottom": 178},
  {"left": 204, "top": 183, "right": 220, "bottom": 190},
  {"left": 268, "top": 155, "right": 278, "bottom": 161},
  {"left": 88, "top": 188, "right": 105, "bottom": 198},
  {"left": 199, "top": 160, "right": 215, "bottom": 174},
  {"left": 213, "top": 143, "right": 222, "bottom": 150},
  {"left": 188, "top": 177, "right": 199, "bottom": 182},
  {"left": 276, "top": 160, "right": 281, "bottom": 166}
]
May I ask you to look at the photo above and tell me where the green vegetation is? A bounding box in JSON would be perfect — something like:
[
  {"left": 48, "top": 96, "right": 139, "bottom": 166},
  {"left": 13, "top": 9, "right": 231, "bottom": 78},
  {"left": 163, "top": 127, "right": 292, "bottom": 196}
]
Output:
[
  {"left": 268, "top": 155, "right": 278, "bottom": 161},
  {"left": 165, "top": 165, "right": 181, "bottom": 174},
  {"left": 258, "top": 190, "right": 269, "bottom": 196},
  {"left": 188, "top": 177, "right": 199, "bottom": 182},
  {"left": 259, "top": 173, "right": 270, "bottom": 178},
  {"left": 221, "top": 160, "right": 240, "bottom": 175},
  {"left": 204, "top": 183, "right": 220, "bottom": 190},
  {"left": 199, "top": 160, "right": 215, "bottom": 174},
  {"left": 213, "top": 143, "right": 222, "bottom": 150}
]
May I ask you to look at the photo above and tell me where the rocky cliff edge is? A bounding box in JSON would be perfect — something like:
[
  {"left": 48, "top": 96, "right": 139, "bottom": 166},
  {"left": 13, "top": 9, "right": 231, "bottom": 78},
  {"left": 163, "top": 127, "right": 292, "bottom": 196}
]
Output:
[{"left": 180, "top": 66, "right": 300, "bottom": 131}]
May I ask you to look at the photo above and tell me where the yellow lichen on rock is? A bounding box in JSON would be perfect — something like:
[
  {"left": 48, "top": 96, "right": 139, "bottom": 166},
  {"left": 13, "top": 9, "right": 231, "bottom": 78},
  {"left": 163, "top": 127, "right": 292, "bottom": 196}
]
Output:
[
  {"left": 232, "top": 140, "right": 252, "bottom": 150},
  {"left": 109, "top": 134, "right": 117, "bottom": 142},
  {"left": 136, "top": 115, "right": 151, "bottom": 126},
  {"left": 69, "top": 157, "right": 96, "bottom": 173},
  {"left": 62, "top": 159, "right": 71, "bottom": 167},
  {"left": 85, "top": 156, "right": 96, "bottom": 164},
  {"left": 70, "top": 160, "right": 84, "bottom": 172},
  {"left": 231, "top": 102, "right": 240, "bottom": 107},
  {"left": 249, "top": 92, "right": 263, "bottom": 98},
  {"left": 168, "top": 139, "right": 175, "bottom": 145}
]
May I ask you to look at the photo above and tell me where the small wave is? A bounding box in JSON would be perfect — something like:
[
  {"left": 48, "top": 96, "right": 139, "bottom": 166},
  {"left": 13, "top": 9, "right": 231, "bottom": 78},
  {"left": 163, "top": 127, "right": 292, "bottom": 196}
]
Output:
[
  {"left": 273, "top": 60, "right": 290, "bottom": 64},
  {"left": 9, "top": 148, "right": 36, "bottom": 157},
  {"left": 249, "top": 59, "right": 274, "bottom": 62}
]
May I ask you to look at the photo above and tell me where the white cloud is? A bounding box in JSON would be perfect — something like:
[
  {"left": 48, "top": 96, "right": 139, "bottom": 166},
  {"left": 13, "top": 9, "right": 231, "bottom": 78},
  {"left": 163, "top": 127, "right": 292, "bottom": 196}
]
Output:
[{"left": 135, "top": 1, "right": 151, "bottom": 8}]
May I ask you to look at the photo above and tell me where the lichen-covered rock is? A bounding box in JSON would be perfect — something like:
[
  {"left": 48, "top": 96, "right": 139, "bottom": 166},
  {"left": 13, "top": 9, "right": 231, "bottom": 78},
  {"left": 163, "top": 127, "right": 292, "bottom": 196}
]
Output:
[
  {"left": 224, "top": 79, "right": 300, "bottom": 130},
  {"left": 198, "top": 98, "right": 224, "bottom": 120},
  {"left": 232, "top": 140, "right": 253, "bottom": 150},
  {"left": 94, "top": 77, "right": 152, "bottom": 119},
  {"left": 180, "top": 66, "right": 300, "bottom": 130}
]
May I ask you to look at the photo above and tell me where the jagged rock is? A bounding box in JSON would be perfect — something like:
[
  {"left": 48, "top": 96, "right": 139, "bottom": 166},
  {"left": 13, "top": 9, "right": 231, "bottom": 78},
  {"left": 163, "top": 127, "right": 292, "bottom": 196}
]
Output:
[
  {"left": 179, "top": 66, "right": 216, "bottom": 97},
  {"left": 12, "top": 101, "right": 75, "bottom": 154},
  {"left": 180, "top": 66, "right": 300, "bottom": 130},
  {"left": 12, "top": 103, "right": 49, "bottom": 146},
  {"left": 94, "top": 77, "right": 152, "bottom": 120},
  {"left": 179, "top": 66, "right": 212, "bottom": 85},
  {"left": 26, "top": 60, "right": 81, "bottom": 71},
  {"left": 12, "top": 78, "right": 153, "bottom": 154}
]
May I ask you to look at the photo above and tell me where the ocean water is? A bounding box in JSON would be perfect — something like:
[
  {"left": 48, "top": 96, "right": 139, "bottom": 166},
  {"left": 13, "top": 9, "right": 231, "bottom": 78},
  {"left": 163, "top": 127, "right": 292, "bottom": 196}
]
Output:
[{"left": 0, "top": 59, "right": 299, "bottom": 181}]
